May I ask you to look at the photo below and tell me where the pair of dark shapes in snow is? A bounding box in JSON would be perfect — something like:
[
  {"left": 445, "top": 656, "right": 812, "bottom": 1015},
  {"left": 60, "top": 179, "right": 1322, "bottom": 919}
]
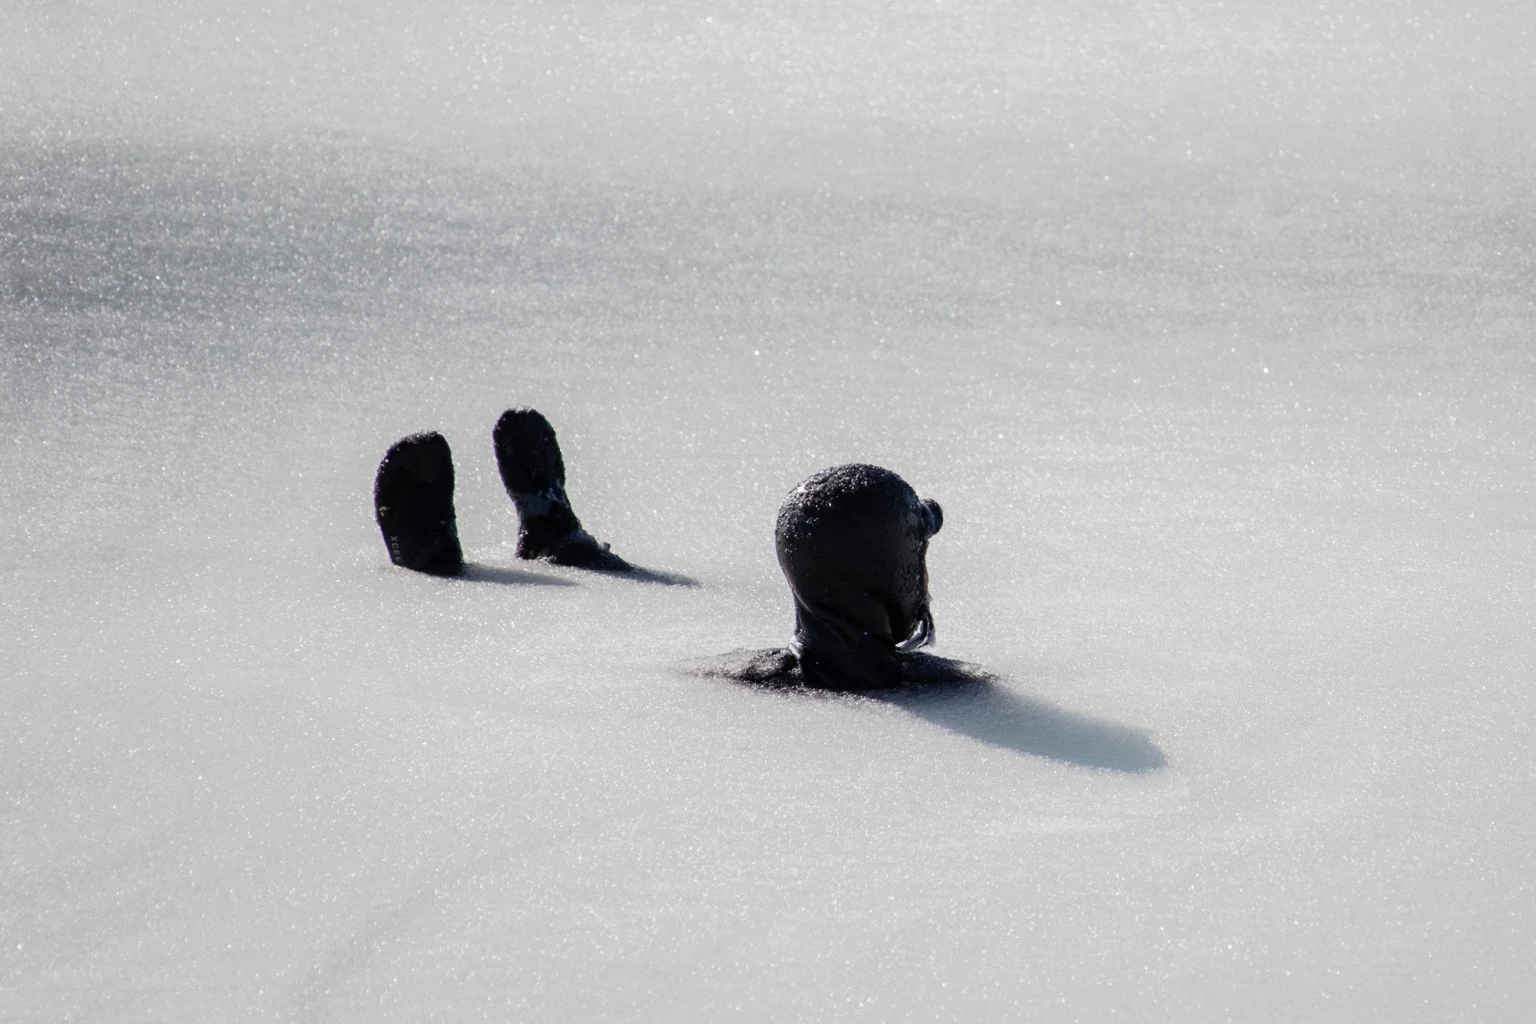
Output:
[
  {"left": 375, "top": 410, "right": 945, "bottom": 691},
  {"left": 374, "top": 408, "right": 630, "bottom": 579}
]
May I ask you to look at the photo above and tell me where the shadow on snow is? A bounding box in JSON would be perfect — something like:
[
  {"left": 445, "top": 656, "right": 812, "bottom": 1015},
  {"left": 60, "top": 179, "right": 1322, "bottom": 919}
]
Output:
[
  {"left": 455, "top": 561, "right": 579, "bottom": 587},
  {"left": 713, "top": 652, "right": 1167, "bottom": 773},
  {"left": 872, "top": 657, "right": 1167, "bottom": 773},
  {"left": 594, "top": 564, "right": 700, "bottom": 587}
]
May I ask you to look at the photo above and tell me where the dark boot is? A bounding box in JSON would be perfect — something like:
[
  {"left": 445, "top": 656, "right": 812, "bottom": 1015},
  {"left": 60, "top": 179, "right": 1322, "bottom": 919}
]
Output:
[
  {"left": 374, "top": 432, "right": 464, "bottom": 576},
  {"left": 492, "top": 408, "right": 629, "bottom": 571}
]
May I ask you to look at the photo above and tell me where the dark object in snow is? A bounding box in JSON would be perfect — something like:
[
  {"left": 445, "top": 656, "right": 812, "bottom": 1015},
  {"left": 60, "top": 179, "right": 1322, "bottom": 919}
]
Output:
[
  {"left": 374, "top": 431, "right": 464, "bottom": 576},
  {"left": 710, "top": 463, "right": 943, "bottom": 691},
  {"left": 778, "top": 464, "right": 942, "bottom": 689},
  {"left": 492, "top": 408, "right": 630, "bottom": 571}
]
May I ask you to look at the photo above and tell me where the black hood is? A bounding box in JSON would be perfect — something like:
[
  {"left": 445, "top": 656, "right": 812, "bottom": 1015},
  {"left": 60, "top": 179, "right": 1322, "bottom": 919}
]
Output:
[{"left": 774, "top": 464, "right": 942, "bottom": 690}]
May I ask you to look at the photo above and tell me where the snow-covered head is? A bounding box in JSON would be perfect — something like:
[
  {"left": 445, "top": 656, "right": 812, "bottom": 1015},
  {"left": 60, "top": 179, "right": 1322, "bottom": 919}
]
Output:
[{"left": 775, "top": 464, "right": 943, "bottom": 690}]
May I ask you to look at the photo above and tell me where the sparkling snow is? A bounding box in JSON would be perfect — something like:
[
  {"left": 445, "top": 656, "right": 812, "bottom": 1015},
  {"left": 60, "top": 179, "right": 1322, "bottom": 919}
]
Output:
[{"left": 4, "top": 1, "right": 1535, "bottom": 1020}]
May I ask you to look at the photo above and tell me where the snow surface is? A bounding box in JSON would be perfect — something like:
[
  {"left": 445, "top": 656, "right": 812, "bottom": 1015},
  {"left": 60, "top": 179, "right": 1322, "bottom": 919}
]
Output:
[{"left": 4, "top": 1, "right": 1535, "bottom": 1020}]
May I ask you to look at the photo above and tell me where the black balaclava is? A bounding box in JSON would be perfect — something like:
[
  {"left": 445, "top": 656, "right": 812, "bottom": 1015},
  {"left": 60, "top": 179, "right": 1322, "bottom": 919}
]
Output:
[
  {"left": 373, "top": 431, "right": 464, "bottom": 576},
  {"left": 775, "top": 464, "right": 943, "bottom": 690}
]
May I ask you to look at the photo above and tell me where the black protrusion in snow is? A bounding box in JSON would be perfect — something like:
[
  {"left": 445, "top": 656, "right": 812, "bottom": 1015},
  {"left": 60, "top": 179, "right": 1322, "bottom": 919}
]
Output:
[
  {"left": 758, "top": 463, "right": 943, "bottom": 690},
  {"left": 374, "top": 431, "right": 464, "bottom": 577},
  {"left": 492, "top": 408, "right": 630, "bottom": 571}
]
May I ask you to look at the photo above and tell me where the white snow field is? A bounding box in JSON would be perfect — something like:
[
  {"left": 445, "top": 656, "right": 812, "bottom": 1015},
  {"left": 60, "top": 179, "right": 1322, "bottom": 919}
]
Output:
[{"left": 4, "top": 1, "right": 1535, "bottom": 1020}]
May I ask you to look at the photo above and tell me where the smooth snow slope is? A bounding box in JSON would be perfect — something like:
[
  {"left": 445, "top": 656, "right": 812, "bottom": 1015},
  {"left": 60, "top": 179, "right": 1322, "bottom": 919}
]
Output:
[{"left": 4, "top": 1, "right": 1535, "bottom": 1020}]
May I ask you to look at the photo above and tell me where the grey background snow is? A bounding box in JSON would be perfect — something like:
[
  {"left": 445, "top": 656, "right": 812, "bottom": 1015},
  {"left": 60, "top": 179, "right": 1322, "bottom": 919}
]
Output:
[{"left": 3, "top": 1, "right": 1534, "bottom": 1020}]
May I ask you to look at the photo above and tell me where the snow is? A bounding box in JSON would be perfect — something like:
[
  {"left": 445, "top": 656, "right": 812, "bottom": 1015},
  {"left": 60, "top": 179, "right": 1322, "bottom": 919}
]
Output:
[{"left": 4, "top": 1, "right": 1535, "bottom": 1019}]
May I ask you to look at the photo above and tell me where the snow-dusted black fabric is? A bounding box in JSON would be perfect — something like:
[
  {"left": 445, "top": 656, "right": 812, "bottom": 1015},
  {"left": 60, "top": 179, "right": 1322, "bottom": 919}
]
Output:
[
  {"left": 373, "top": 431, "right": 464, "bottom": 576},
  {"left": 770, "top": 464, "right": 943, "bottom": 690},
  {"left": 492, "top": 408, "right": 629, "bottom": 570}
]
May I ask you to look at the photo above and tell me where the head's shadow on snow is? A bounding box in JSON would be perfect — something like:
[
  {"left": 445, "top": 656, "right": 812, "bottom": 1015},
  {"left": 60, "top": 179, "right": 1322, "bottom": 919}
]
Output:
[
  {"left": 708, "top": 651, "right": 1167, "bottom": 771},
  {"left": 873, "top": 655, "right": 1167, "bottom": 772}
]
